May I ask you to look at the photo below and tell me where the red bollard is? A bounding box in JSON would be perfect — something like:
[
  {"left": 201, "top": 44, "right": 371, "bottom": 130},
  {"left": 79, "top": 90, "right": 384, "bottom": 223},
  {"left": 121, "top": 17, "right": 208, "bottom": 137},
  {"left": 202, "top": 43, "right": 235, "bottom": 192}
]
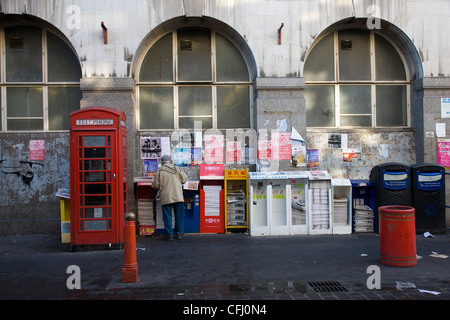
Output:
[{"left": 122, "top": 212, "right": 138, "bottom": 283}]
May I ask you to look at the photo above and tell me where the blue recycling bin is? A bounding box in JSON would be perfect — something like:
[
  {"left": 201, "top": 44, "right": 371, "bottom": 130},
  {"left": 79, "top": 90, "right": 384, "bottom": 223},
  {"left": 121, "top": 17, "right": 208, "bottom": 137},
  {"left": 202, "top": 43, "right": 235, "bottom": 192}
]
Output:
[
  {"left": 410, "top": 163, "right": 446, "bottom": 234},
  {"left": 369, "top": 163, "right": 412, "bottom": 233}
]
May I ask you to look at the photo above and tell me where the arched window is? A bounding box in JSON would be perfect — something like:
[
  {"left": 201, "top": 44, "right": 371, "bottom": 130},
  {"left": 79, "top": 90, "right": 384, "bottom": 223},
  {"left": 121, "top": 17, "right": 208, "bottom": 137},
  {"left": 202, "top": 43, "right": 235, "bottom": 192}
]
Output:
[
  {"left": 304, "top": 29, "right": 409, "bottom": 128},
  {"left": 1, "top": 24, "right": 81, "bottom": 131},
  {"left": 137, "top": 27, "right": 252, "bottom": 130}
]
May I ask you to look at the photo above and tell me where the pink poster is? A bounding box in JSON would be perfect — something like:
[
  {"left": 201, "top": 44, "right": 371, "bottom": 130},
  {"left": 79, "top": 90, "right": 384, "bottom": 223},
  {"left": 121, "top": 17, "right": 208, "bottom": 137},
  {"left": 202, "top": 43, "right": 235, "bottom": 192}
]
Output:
[
  {"left": 204, "top": 135, "right": 224, "bottom": 163},
  {"left": 437, "top": 141, "right": 450, "bottom": 168},
  {"left": 257, "top": 140, "right": 272, "bottom": 159},
  {"left": 226, "top": 141, "right": 241, "bottom": 163},
  {"left": 29, "top": 140, "right": 45, "bottom": 161},
  {"left": 271, "top": 132, "right": 291, "bottom": 160}
]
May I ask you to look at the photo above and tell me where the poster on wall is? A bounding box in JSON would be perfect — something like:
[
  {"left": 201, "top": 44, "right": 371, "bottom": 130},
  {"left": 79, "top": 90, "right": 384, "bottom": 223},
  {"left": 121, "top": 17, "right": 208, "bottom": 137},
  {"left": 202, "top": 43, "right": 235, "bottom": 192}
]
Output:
[
  {"left": 204, "top": 135, "right": 224, "bottom": 163},
  {"left": 328, "top": 134, "right": 348, "bottom": 149},
  {"left": 180, "top": 132, "right": 202, "bottom": 148},
  {"left": 343, "top": 149, "right": 362, "bottom": 162},
  {"left": 173, "top": 147, "right": 202, "bottom": 166},
  {"left": 291, "top": 127, "right": 306, "bottom": 167},
  {"left": 173, "top": 147, "right": 190, "bottom": 167},
  {"left": 271, "top": 132, "right": 291, "bottom": 160},
  {"left": 140, "top": 137, "right": 170, "bottom": 159},
  {"left": 437, "top": 140, "right": 450, "bottom": 168},
  {"left": 144, "top": 159, "right": 158, "bottom": 177},
  {"left": 226, "top": 141, "right": 241, "bottom": 163},
  {"left": 257, "top": 140, "right": 272, "bottom": 159},
  {"left": 441, "top": 98, "right": 450, "bottom": 118},
  {"left": 29, "top": 140, "right": 45, "bottom": 161},
  {"left": 140, "top": 137, "right": 161, "bottom": 159},
  {"left": 190, "top": 147, "right": 202, "bottom": 165},
  {"left": 307, "top": 149, "right": 319, "bottom": 168}
]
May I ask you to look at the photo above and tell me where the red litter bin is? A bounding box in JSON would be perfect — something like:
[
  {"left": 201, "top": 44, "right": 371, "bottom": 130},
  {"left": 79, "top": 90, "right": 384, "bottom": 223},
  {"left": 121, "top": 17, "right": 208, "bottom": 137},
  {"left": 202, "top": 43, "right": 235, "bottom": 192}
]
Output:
[{"left": 379, "top": 206, "right": 417, "bottom": 267}]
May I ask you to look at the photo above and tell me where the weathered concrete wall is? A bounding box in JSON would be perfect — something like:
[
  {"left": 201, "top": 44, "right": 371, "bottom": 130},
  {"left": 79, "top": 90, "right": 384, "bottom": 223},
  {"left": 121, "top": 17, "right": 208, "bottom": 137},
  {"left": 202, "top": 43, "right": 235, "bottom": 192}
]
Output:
[
  {"left": 306, "top": 130, "right": 416, "bottom": 178},
  {"left": 0, "top": 134, "right": 70, "bottom": 234}
]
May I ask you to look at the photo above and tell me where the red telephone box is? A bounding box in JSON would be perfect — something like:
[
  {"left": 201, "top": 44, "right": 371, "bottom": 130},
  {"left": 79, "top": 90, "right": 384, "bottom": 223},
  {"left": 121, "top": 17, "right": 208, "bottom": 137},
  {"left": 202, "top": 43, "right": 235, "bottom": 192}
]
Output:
[{"left": 69, "top": 107, "right": 128, "bottom": 246}]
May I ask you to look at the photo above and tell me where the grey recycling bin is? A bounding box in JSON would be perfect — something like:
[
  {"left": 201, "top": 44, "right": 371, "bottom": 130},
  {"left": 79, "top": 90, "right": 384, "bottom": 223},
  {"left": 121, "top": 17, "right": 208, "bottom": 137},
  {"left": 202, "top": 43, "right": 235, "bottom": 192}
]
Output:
[
  {"left": 369, "top": 162, "right": 412, "bottom": 233},
  {"left": 410, "top": 163, "right": 446, "bottom": 234}
]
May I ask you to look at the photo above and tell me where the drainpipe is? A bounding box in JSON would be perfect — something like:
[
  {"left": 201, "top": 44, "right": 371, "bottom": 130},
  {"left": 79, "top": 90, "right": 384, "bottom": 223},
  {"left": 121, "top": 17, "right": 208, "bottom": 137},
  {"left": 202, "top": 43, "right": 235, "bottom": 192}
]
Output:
[{"left": 278, "top": 23, "right": 284, "bottom": 45}]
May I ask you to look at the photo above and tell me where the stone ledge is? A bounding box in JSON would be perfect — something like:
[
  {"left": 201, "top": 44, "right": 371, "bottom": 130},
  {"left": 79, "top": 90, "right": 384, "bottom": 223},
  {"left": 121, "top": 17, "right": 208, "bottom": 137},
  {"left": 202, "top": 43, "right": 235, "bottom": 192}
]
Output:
[
  {"left": 413, "top": 77, "right": 450, "bottom": 91},
  {"left": 81, "top": 77, "right": 135, "bottom": 92},
  {"left": 256, "top": 77, "right": 305, "bottom": 90}
]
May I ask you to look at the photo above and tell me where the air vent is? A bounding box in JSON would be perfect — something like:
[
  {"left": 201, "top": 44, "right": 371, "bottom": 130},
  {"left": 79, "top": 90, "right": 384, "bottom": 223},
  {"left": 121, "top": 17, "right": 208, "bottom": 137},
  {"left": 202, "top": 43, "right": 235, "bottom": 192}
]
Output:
[
  {"left": 341, "top": 39, "right": 352, "bottom": 50},
  {"left": 307, "top": 281, "right": 348, "bottom": 293},
  {"left": 180, "top": 40, "right": 192, "bottom": 51},
  {"left": 10, "top": 38, "right": 25, "bottom": 49}
]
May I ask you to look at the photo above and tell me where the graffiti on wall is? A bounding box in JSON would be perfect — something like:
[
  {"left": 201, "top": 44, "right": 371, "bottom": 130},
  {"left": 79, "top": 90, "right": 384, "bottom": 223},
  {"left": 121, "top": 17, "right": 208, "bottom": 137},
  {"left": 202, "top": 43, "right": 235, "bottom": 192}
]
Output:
[
  {"left": 0, "top": 140, "right": 46, "bottom": 186},
  {"left": 0, "top": 159, "right": 45, "bottom": 186}
]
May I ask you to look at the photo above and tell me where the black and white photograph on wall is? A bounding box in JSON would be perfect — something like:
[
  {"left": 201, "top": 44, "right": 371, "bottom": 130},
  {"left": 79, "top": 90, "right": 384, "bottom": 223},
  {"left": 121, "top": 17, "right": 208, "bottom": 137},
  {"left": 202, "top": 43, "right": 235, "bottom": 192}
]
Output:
[
  {"left": 140, "top": 137, "right": 161, "bottom": 159},
  {"left": 328, "top": 134, "right": 342, "bottom": 149}
]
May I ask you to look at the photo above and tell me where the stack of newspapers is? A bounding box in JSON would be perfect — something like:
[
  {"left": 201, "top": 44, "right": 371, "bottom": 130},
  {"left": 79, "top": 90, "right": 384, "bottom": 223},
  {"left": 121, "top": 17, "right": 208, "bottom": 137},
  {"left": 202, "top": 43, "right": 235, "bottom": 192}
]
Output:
[
  {"left": 204, "top": 185, "right": 222, "bottom": 217},
  {"left": 227, "top": 189, "right": 247, "bottom": 226},
  {"left": 333, "top": 197, "right": 348, "bottom": 226},
  {"left": 309, "top": 180, "right": 330, "bottom": 230},
  {"left": 137, "top": 199, "right": 155, "bottom": 226},
  {"left": 353, "top": 203, "right": 374, "bottom": 232}
]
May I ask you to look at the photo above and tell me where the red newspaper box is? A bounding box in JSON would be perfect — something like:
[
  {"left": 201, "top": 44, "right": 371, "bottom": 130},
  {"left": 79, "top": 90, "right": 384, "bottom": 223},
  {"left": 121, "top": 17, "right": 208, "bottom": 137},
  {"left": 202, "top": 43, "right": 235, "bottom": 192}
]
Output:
[{"left": 199, "top": 164, "right": 225, "bottom": 233}]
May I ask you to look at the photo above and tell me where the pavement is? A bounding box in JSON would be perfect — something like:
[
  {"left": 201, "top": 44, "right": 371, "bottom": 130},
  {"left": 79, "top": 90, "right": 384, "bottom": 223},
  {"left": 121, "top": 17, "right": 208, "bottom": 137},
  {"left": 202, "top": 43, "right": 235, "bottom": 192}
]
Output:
[{"left": 1, "top": 231, "right": 449, "bottom": 305}]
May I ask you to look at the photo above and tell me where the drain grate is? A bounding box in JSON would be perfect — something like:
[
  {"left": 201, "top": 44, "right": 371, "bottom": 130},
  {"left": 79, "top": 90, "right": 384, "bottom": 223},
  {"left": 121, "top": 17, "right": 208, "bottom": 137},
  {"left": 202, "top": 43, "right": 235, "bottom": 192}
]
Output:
[{"left": 307, "top": 281, "right": 348, "bottom": 293}]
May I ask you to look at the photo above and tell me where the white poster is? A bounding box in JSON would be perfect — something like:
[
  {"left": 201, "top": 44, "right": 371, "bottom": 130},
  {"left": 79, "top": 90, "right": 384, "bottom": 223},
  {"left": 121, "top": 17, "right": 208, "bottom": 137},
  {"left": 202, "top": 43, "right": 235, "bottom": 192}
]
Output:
[{"left": 441, "top": 98, "right": 450, "bottom": 118}]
